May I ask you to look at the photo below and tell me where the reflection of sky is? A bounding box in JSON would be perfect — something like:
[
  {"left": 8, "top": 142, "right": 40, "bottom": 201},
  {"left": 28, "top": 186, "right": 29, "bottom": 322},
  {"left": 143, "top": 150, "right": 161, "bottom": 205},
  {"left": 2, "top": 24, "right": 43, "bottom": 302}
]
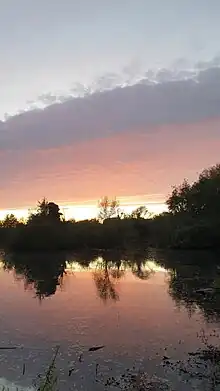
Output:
[
  {"left": 0, "top": 259, "right": 216, "bottom": 390},
  {"left": 65, "top": 258, "right": 167, "bottom": 273}
]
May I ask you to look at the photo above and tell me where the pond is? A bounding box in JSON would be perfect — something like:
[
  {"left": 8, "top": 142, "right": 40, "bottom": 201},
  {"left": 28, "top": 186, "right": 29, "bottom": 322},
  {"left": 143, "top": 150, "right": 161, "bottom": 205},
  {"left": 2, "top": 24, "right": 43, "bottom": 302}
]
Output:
[{"left": 0, "top": 249, "right": 220, "bottom": 390}]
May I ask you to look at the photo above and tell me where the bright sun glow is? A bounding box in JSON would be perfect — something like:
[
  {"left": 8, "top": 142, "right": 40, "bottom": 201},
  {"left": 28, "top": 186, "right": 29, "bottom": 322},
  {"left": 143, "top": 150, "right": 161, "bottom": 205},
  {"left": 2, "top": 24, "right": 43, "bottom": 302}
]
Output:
[{"left": 0, "top": 200, "right": 167, "bottom": 222}]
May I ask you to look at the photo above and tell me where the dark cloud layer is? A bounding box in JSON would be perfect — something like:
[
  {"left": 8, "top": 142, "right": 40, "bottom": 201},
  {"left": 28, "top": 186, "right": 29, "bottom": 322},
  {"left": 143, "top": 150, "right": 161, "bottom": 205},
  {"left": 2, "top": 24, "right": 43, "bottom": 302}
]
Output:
[{"left": 1, "top": 67, "right": 220, "bottom": 152}]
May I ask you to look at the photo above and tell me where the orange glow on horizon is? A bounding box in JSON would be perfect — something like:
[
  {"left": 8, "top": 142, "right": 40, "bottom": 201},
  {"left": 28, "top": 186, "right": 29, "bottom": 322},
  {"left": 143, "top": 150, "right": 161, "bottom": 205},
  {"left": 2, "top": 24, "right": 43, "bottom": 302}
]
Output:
[
  {"left": 0, "top": 194, "right": 167, "bottom": 221},
  {"left": 1, "top": 118, "right": 220, "bottom": 212},
  {"left": 0, "top": 198, "right": 167, "bottom": 221}
]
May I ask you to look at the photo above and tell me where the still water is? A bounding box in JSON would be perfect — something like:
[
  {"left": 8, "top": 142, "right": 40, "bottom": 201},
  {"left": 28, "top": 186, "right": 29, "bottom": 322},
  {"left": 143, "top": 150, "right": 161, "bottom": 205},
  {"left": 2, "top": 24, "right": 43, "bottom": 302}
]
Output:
[{"left": 0, "top": 250, "right": 220, "bottom": 390}]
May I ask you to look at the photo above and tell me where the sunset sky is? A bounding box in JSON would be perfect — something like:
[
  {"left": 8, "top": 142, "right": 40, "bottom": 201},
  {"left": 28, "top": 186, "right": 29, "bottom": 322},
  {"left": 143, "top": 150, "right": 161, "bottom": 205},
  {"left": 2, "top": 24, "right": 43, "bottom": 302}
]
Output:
[{"left": 0, "top": 0, "right": 220, "bottom": 220}]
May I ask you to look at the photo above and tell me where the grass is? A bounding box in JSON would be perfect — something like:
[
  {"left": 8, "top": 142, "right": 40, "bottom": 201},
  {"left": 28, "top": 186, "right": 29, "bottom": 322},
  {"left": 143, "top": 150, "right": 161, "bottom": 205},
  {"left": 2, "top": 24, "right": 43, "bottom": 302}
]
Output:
[
  {"left": 37, "top": 346, "right": 59, "bottom": 391},
  {"left": 0, "top": 344, "right": 171, "bottom": 391},
  {"left": 2, "top": 331, "right": 220, "bottom": 391},
  {"left": 0, "top": 347, "right": 59, "bottom": 391},
  {"left": 162, "top": 329, "right": 220, "bottom": 391}
]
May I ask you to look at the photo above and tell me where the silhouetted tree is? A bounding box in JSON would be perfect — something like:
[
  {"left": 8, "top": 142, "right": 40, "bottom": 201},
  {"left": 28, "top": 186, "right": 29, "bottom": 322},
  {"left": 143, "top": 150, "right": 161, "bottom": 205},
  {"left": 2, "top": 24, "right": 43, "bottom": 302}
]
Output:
[
  {"left": 37, "top": 197, "right": 49, "bottom": 217},
  {"left": 2, "top": 163, "right": 220, "bottom": 251},
  {"left": 192, "top": 164, "right": 220, "bottom": 217},
  {"left": 166, "top": 179, "right": 192, "bottom": 214},
  {"left": 28, "top": 198, "right": 62, "bottom": 225},
  {"left": 98, "top": 196, "right": 120, "bottom": 222},
  {"left": 151, "top": 163, "right": 220, "bottom": 248},
  {"left": 130, "top": 206, "right": 150, "bottom": 219},
  {"left": 166, "top": 164, "right": 220, "bottom": 218},
  {"left": 0, "top": 214, "right": 19, "bottom": 228},
  {"left": 48, "top": 202, "right": 62, "bottom": 221}
]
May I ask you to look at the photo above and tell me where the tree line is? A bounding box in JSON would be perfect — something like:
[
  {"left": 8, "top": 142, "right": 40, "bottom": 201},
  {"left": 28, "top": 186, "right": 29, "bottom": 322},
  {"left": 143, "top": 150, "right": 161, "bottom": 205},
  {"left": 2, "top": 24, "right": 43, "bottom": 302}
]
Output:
[
  {"left": 0, "top": 196, "right": 150, "bottom": 251},
  {"left": 1, "top": 163, "right": 220, "bottom": 250},
  {"left": 152, "top": 163, "right": 220, "bottom": 248}
]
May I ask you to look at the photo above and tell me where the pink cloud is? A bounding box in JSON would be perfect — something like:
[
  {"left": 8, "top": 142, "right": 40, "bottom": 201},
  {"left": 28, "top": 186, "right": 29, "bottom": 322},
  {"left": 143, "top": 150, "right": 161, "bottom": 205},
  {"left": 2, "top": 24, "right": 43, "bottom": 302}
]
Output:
[{"left": 1, "top": 118, "right": 220, "bottom": 209}]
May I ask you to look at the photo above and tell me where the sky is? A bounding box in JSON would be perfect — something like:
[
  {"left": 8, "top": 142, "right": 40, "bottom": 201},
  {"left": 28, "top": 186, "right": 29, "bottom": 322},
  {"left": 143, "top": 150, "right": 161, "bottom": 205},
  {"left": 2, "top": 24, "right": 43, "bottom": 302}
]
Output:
[{"left": 1, "top": 0, "right": 220, "bottom": 219}]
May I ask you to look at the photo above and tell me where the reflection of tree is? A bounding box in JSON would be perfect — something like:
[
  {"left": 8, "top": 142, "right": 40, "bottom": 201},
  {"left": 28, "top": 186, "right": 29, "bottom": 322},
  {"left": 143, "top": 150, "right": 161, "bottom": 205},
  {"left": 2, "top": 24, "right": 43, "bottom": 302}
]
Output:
[
  {"left": 3, "top": 253, "right": 66, "bottom": 300},
  {"left": 68, "top": 251, "right": 97, "bottom": 269},
  {"left": 3, "top": 249, "right": 156, "bottom": 303},
  {"left": 92, "top": 257, "right": 125, "bottom": 303},
  {"left": 131, "top": 261, "right": 154, "bottom": 280},
  {"left": 155, "top": 250, "right": 220, "bottom": 321},
  {"left": 125, "top": 251, "right": 155, "bottom": 280},
  {"left": 92, "top": 252, "right": 155, "bottom": 302}
]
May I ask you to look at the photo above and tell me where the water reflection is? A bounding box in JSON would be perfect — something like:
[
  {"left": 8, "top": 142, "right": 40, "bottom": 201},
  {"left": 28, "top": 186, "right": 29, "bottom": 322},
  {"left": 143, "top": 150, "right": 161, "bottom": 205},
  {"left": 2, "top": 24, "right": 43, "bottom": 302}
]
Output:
[
  {"left": 1, "top": 250, "right": 220, "bottom": 391},
  {"left": 3, "top": 252, "right": 66, "bottom": 300},
  {"left": 2, "top": 249, "right": 220, "bottom": 322},
  {"left": 1, "top": 251, "right": 158, "bottom": 302},
  {"left": 153, "top": 250, "right": 220, "bottom": 322},
  {"left": 92, "top": 257, "right": 125, "bottom": 303}
]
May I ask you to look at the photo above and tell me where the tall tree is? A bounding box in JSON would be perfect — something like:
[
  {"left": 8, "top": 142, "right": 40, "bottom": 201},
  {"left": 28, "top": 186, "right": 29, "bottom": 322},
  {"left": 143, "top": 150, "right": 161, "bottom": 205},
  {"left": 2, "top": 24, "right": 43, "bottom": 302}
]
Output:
[
  {"left": 166, "top": 179, "right": 192, "bottom": 214},
  {"left": 28, "top": 198, "right": 62, "bottom": 224},
  {"left": 47, "top": 202, "right": 62, "bottom": 221},
  {"left": 192, "top": 164, "right": 220, "bottom": 217},
  {"left": 37, "top": 197, "right": 49, "bottom": 217},
  {"left": 1, "top": 214, "right": 19, "bottom": 228},
  {"left": 130, "top": 206, "right": 149, "bottom": 219},
  {"left": 98, "top": 196, "right": 120, "bottom": 222},
  {"left": 166, "top": 164, "right": 220, "bottom": 218}
]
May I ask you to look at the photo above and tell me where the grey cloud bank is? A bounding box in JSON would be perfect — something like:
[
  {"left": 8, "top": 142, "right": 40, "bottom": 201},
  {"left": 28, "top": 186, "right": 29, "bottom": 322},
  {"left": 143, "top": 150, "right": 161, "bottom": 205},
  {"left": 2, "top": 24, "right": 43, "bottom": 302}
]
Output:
[{"left": 0, "top": 66, "right": 220, "bottom": 152}]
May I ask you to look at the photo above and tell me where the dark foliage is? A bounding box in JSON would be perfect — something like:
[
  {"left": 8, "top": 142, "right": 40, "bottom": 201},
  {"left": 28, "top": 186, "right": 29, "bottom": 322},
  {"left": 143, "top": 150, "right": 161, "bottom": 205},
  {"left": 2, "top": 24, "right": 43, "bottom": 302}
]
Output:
[
  {"left": 1, "top": 163, "right": 220, "bottom": 251},
  {"left": 150, "top": 163, "right": 220, "bottom": 249},
  {"left": 153, "top": 249, "right": 220, "bottom": 321},
  {"left": 2, "top": 249, "right": 152, "bottom": 300},
  {"left": 0, "top": 198, "right": 151, "bottom": 251}
]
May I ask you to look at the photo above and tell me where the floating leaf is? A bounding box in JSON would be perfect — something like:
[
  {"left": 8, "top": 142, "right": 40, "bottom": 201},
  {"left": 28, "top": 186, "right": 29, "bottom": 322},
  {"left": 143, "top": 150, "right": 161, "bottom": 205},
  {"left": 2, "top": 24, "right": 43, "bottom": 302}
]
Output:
[{"left": 89, "top": 345, "right": 105, "bottom": 352}]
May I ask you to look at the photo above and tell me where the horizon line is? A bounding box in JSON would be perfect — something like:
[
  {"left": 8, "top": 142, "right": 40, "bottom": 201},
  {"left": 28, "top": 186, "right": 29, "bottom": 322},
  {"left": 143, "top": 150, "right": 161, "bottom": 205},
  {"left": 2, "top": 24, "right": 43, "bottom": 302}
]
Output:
[{"left": 0, "top": 194, "right": 166, "bottom": 213}]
